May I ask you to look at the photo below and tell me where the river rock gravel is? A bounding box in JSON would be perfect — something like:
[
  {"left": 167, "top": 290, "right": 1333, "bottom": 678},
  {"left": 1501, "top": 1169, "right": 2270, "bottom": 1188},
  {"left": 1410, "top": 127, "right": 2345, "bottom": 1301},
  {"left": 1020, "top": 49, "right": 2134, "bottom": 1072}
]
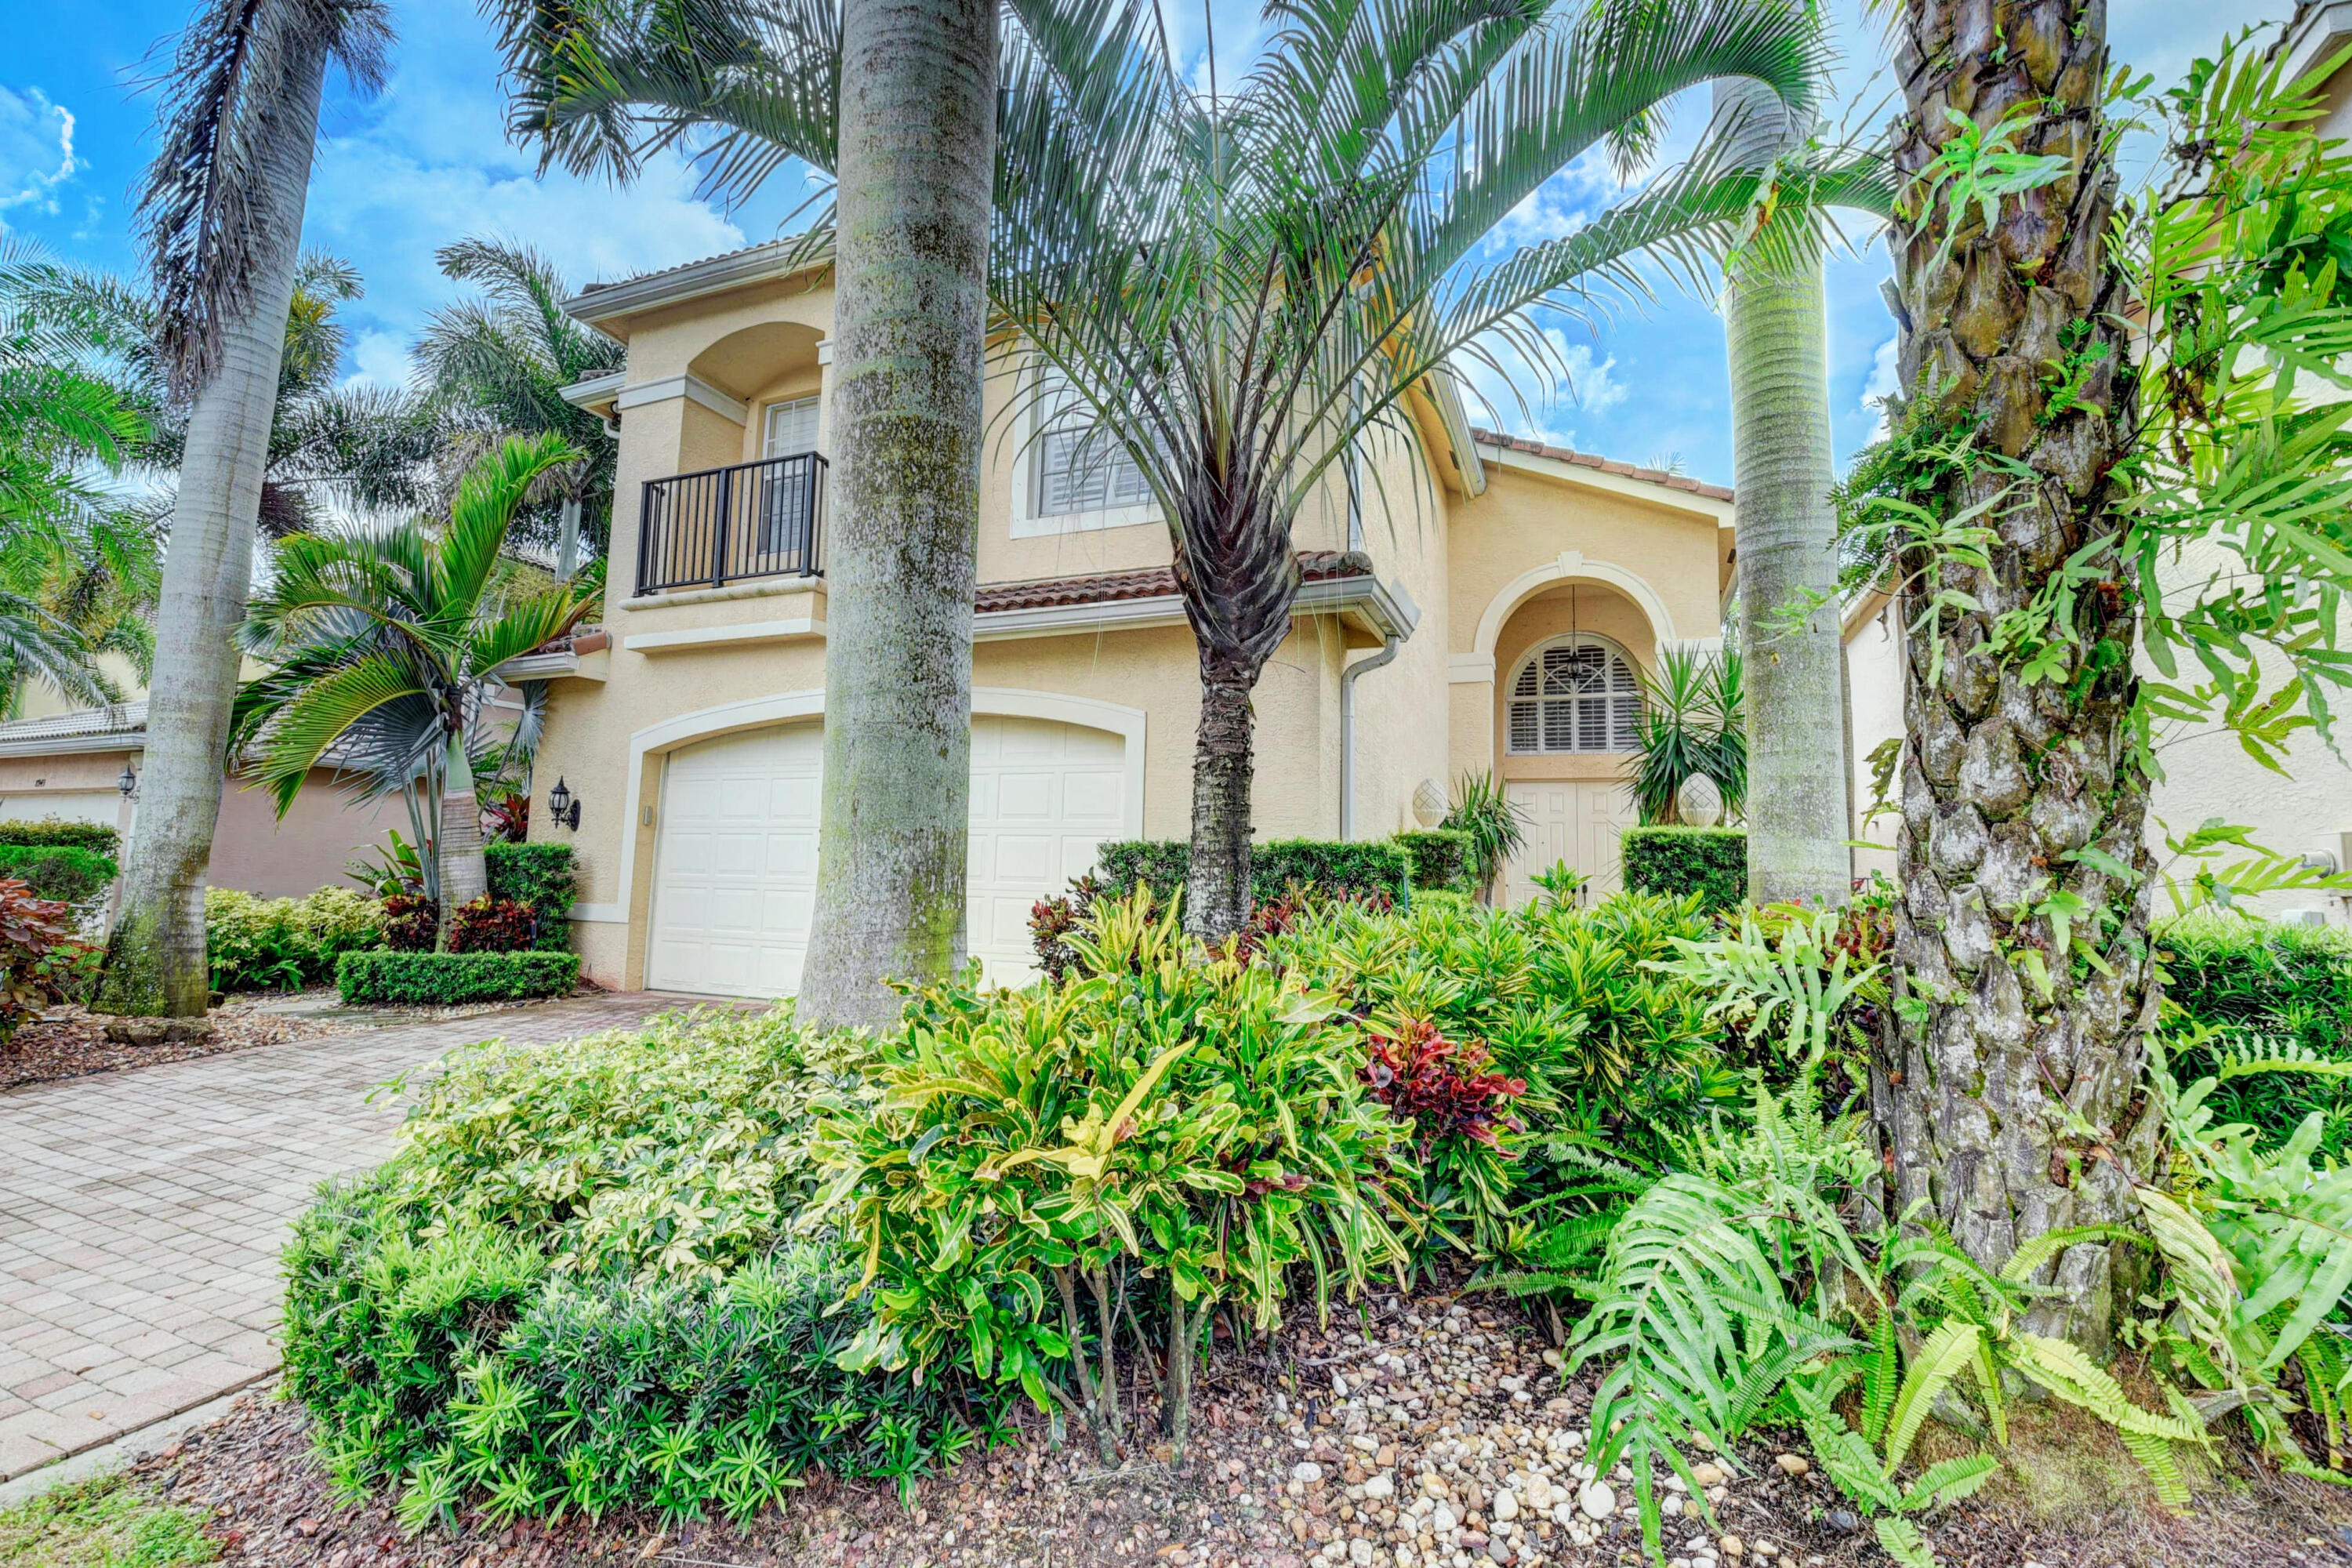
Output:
[{"left": 116, "top": 1287, "right": 2352, "bottom": 1568}]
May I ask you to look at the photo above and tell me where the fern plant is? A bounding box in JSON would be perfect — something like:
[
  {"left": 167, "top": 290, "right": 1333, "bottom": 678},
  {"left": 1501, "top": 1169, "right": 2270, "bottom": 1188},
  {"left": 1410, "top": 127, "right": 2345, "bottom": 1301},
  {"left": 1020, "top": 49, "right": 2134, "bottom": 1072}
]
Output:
[{"left": 2132, "top": 1037, "right": 2352, "bottom": 1481}]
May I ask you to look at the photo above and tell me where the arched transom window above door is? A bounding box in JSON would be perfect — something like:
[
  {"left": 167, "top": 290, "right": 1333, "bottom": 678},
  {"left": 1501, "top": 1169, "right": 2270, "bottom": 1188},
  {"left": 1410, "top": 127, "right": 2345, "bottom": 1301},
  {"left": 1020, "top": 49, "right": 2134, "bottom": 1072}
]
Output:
[{"left": 1506, "top": 636, "right": 1643, "bottom": 753}]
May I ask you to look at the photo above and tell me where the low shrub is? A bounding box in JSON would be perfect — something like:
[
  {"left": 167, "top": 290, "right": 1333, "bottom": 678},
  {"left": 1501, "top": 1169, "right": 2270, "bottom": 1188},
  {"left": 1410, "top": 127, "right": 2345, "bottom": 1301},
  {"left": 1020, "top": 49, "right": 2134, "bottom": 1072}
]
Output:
[
  {"left": 0, "top": 844, "right": 115, "bottom": 920},
  {"left": 485, "top": 842, "right": 575, "bottom": 951},
  {"left": 0, "top": 817, "right": 119, "bottom": 855},
  {"left": 335, "top": 949, "right": 579, "bottom": 1005},
  {"left": 1621, "top": 825, "right": 1747, "bottom": 912},
  {"left": 1, "top": 878, "right": 84, "bottom": 1047},
  {"left": 282, "top": 1010, "right": 990, "bottom": 1527},
  {"left": 446, "top": 894, "right": 537, "bottom": 953},
  {"left": 822, "top": 888, "right": 1417, "bottom": 1457},
  {"left": 205, "top": 886, "right": 384, "bottom": 993},
  {"left": 1095, "top": 836, "right": 1413, "bottom": 906},
  {"left": 379, "top": 893, "right": 438, "bottom": 952},
  {"left": 1393, "top": 828, "right": 1475, "bottom": 891},
  {"left": 2159, "top": 913, "right": 2352, "bottom": 1155}
]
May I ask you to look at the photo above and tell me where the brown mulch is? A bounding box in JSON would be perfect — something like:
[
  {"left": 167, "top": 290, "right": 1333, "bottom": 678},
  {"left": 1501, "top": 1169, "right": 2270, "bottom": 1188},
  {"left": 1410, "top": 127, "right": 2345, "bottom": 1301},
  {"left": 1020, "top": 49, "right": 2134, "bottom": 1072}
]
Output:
[
  {"left": 0, "top": 996, "right": 336, "bottom": 1091},
  {"left": 118, "top": 1287, "right": 2352, "bottom": 1568}
]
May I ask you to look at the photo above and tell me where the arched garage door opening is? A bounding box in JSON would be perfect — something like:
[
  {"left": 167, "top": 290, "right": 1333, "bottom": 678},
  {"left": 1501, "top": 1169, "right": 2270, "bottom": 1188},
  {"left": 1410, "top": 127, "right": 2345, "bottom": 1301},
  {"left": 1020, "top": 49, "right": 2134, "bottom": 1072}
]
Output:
[{"left": 646, "top": 715, "right": 1129, "bottom": 996}]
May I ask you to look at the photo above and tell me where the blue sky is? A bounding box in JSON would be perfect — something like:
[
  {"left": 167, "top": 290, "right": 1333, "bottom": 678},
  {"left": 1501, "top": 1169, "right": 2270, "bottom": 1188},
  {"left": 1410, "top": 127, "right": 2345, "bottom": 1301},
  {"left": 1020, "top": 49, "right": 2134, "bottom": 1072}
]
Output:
[{"left": 0, "top": 0, "right": 2279, "bottom": 487}]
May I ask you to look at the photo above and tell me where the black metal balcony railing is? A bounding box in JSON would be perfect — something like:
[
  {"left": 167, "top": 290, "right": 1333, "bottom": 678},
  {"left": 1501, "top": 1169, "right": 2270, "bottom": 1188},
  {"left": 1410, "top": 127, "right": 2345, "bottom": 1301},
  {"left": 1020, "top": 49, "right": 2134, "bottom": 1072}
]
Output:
[{"left": 636, "top": 452, "right": 826, "bottom": 595}]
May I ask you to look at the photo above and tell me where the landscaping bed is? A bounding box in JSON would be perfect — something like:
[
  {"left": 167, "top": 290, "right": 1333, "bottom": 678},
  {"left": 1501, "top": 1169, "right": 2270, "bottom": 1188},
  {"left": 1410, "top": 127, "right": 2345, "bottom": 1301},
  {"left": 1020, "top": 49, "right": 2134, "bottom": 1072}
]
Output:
[
  {"left": 0, "top": 995, "right": 332, "bottom": 1091},
  {"left": 117, "top": 1287, "right": 2352, "bottom": 1568}
]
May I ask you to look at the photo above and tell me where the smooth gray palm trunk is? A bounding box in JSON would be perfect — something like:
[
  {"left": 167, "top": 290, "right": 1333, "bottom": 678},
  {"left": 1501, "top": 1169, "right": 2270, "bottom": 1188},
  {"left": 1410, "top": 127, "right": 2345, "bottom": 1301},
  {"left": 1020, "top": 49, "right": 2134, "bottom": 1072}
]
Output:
[
  {"left": 96, "top": 36, "right": 330, "bottom": 1017},
  {"left": 797, "top": 0, "right": 997, "bottom": 1031},
  {"left": 1718, "top": 78, "right": 1848, "bottom": 909},
  {"left": 436, "top": 736, "right": 488, "bottom": 949}
]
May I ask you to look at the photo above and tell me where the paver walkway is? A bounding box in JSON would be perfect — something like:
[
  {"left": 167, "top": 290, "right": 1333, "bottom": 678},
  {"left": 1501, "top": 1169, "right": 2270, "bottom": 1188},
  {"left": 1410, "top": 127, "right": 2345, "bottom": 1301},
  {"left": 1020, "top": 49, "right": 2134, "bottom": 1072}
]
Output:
[{"left": 0, "top": 992, "right": 695, "bottom": 1485}]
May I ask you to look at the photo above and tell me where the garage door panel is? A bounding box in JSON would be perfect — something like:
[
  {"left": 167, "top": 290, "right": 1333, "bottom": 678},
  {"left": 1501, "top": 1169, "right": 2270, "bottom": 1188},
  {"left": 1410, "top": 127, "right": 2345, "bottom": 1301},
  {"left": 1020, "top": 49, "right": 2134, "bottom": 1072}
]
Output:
[{"left": 652, "top": 713, "right": 1129, "bottom": 996}]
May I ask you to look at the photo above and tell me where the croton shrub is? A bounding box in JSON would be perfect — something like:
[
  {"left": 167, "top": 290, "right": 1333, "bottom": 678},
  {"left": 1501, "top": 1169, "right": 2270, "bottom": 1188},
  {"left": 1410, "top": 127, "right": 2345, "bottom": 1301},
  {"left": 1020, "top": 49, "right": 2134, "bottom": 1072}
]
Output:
[{"left": 0, "top": 877, "right": 86, "bottom": 1047}]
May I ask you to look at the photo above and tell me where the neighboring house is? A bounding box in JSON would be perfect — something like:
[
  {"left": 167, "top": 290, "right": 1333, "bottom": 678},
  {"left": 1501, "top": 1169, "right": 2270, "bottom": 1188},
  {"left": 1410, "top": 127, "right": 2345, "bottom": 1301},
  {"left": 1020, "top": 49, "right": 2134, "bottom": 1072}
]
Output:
[
  {"left": 531, "top": 245, "right": 1738, "bottom": 996},
  {"left": 0, "top": 699, "right": 407, "bottom": 902},
  {"left": 1846, "top": 3, "right": 2352, "bottom": 928}
]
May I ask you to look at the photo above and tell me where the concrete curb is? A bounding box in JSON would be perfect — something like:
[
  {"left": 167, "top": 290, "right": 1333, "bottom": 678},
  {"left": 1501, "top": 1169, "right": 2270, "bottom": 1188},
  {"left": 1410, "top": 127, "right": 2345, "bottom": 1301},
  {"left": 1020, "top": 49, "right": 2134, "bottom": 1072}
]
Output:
[{"left": 0, "top": 1372, "right": 274, "bottom": 1510}]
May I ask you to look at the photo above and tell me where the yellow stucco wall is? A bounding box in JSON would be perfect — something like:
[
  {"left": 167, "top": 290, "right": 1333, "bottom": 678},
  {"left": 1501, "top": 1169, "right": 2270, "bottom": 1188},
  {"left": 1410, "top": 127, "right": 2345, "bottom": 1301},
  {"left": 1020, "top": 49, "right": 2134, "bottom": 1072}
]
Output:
[{"left": 557, "top": 263, "right": 1734, "bottom": 985}]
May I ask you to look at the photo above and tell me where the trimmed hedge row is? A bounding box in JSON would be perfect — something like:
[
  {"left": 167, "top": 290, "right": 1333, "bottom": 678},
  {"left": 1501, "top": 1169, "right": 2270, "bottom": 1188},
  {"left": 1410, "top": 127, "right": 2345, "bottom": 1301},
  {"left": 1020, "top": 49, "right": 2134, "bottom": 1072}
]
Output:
[
  {"left": 485, "top": 842, "right": 577, "bottom": 951},
  {"left": 1395, "top": 828, "right": 1475, "bottom": 891},
  {"left": 2160, "top": 914, "right": 2352, "bottom": 1156},
  {"left": 0, "top": 818, "right": 118, "bottom": 855},
  {"left": 1622, "top": 826, "right": 1747, "bottom": 912},
  {"left": 0, "top": 844, "right": 115, "bottom": 909},
  {"left": 335, "top": 949, "right": 580, "bottom": 1005},
  {"left": 1097, "top": 837, "right": 1414, "bottom": 906}
]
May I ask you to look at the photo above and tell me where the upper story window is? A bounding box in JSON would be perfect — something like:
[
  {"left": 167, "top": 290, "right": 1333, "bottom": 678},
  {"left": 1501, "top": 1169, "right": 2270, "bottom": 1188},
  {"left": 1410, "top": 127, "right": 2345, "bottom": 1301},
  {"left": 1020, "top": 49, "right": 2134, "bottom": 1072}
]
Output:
[
  {"left": 1507, "top": 636, "right": 1643, "bottom": 753},
  {"left": 764, "top": 396, "right": 819, "bottom": 458},
  {"left": 1029, "top": 371, "right": 1155, "bottom": 524}
]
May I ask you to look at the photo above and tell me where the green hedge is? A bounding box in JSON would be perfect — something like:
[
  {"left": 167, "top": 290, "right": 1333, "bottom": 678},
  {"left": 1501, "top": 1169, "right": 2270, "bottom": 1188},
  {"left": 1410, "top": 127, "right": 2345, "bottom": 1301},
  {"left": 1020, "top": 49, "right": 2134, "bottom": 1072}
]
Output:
[
  {"left": 0, "top": 844, "right": 115, "bottom": 909},
  {"left": 2160, "top": 915, "right": 2352, "bottom": 1156},
  {"left": 335, "top": 949, "right": 579, "bottom": 1005},
  {"left": 485, "top": 842, "right": 576, "bottom": 951},
  {"left": 0, "top": 818, "right": 118, "bottom": 855},
  {"left": 1394, "top": 829, "right": 1475, "bottom": 891},
  {"left": 281, "top": 1011, "right": 988, "bottom": 1526},
  {"left": 1096, "top": 837, "right": 1414, "bottom": 906},
  {"left": 1622, "top": 826, "right": 1747, "bottom": 913}
]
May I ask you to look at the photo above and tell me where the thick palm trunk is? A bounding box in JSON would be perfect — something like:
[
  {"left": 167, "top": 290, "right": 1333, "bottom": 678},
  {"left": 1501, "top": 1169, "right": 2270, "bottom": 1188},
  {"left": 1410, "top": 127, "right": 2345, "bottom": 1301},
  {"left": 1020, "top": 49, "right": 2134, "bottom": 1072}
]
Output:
[
  {"left": 797, "top": 0, "right": 997, "bottom": 1031},
  {"left": 1718, "top": 78, "right": 1849, "bottom": 908},
  {"left": 1875, "top": 0, "right": 2152, "bottom": 1348},
  {"left": 96, "top": 36, "right": 331, "bottom": 1018},
  {"left": 1184, "top": 664, "right": 1256, "bottom": 941}
]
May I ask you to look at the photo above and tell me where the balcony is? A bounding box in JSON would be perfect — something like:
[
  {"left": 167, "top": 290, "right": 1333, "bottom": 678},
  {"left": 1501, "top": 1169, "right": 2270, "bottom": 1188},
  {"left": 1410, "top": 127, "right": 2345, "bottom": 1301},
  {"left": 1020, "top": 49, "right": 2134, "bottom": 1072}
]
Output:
[{"left": 636, "top": 452, "right": 826, "bottom": 595}]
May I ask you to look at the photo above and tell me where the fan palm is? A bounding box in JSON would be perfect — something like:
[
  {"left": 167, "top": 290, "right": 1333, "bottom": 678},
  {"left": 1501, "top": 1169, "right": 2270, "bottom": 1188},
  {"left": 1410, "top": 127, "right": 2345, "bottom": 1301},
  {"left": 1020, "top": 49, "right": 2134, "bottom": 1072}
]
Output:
[
  {"left": 230, "top": 434, "right": 597, "bottom": 946},
  {"left": 414, "top": 237, "right": 626, "bottom": 575},
  {"left": 98, "top": 0, "right": 394, "bottom": 1018},
  {"left": 491, "top": 0, "right": 1874, "bottom": 940}
]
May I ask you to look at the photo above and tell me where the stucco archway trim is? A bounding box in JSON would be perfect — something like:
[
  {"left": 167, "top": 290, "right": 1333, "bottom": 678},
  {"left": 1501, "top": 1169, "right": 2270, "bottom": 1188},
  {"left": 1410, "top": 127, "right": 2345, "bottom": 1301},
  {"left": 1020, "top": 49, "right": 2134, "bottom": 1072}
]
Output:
[
  {"left": 572, "top": 687, "right": 1148, "bottom": 924},
  {"left": 1456, "top": 552, "right": 1684, "bottom": 685}
]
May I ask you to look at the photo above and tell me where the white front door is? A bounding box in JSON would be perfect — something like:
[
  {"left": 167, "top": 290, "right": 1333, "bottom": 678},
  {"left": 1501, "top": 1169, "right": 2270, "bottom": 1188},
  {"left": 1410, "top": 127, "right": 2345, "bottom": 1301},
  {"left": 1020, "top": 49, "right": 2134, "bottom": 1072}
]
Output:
[
  {"left": 648, "top": 715, "right": 1131, "bottom": 996},
  {"left": 1504, "top": 779, "right": 1638, "bottom": 906}
]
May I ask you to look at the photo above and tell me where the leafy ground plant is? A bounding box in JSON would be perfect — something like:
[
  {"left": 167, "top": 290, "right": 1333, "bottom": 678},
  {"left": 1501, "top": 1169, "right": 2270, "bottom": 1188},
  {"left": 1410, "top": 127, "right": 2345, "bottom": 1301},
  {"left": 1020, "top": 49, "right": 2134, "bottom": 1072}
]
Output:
[
  {"left": 280, "top": 1007, "right": 993, "bottom": 1530},
  {"left": 0, "top": 1472, "right": 216, "bottom": 1568}
]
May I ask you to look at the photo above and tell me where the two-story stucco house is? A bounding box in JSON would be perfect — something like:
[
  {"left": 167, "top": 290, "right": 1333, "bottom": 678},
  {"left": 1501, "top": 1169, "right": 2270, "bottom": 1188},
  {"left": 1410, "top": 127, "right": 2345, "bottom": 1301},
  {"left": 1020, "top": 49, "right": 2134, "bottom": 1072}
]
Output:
[{"left": 524, "top": 242, "right": 1737, "bottom": 996}]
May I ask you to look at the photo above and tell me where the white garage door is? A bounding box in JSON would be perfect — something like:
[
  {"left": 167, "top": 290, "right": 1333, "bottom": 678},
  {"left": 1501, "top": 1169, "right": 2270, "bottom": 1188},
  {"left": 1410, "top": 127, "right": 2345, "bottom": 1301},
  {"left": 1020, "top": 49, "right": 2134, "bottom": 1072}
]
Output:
[{"left": 647, "top": 715, "right": 1129, "bottom": 996}]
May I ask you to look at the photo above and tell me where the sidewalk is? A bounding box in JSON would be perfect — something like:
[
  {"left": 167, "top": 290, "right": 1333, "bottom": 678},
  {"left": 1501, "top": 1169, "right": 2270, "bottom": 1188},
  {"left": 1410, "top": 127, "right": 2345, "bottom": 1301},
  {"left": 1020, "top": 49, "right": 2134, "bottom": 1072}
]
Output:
[{"left": 0, "top": 991, "right": 687, "bottom": 1486}]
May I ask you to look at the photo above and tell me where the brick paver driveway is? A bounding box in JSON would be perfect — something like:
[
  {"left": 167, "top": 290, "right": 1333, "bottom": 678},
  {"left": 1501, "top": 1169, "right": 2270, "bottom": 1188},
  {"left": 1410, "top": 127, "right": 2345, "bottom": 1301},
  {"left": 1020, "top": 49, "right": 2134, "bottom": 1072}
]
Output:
[{"left": 0, "top": 991, "right": 696, "bottom": 1485}]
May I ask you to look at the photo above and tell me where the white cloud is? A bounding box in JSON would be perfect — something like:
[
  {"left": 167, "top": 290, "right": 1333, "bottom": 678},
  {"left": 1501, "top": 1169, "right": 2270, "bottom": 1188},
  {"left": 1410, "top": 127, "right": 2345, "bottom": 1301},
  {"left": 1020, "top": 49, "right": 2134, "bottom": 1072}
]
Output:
[
  {"left": 1554, "top": 339, "right": 1627, "bottom": 416},
  {"left": 1862, "top": 334, "right": 1899, "bottom": 432},
  {"left": 0, "top": 86, "right": 78, "bottom": 223},
  {"left": 343, "top": 330, "right": 416, "bottom": 390}
]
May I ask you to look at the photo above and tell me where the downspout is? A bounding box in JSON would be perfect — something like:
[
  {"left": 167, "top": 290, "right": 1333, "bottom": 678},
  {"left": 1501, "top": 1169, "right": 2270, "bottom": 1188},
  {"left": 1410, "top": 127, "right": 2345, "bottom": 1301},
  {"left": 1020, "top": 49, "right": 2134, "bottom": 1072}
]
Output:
[{"left": 1339, "top": 635, "right": 1402, "bottom": 840}]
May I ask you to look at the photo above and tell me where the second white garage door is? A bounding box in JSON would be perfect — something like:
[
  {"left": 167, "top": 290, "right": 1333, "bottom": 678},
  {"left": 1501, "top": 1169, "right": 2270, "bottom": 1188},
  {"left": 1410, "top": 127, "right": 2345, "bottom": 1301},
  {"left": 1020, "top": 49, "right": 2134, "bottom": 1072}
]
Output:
[{"left": 647, "top": 715, "right": 1130, "bottom": 996}]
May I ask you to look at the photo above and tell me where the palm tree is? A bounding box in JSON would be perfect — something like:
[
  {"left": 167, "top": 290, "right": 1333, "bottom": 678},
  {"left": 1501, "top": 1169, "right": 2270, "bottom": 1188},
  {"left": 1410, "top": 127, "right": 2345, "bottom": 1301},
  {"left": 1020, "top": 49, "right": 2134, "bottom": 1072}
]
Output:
[
  {"left": 1873, "top": 0, "right": 2144, "bottom": 1345},
  {"left": 0, "top": 240, "right": 154, "bottom": 713},
  {"left": 230, "top": 434, "right": 597, "bottom": 946},
  {"left": 492, "top": 0, "right": 1000, "bottom": 1027},
  {"left": 96, "top": 0, "right": 394, "bottom": 1017},
  {"left": 413, "top": 237, "right": 625, "bottom": 575},
  {"left": 489, "top": 0, "right": 1853, "bottom": 944},
  {"left": 1714, "top": 78, "right": 1851, "bottom": 906}
]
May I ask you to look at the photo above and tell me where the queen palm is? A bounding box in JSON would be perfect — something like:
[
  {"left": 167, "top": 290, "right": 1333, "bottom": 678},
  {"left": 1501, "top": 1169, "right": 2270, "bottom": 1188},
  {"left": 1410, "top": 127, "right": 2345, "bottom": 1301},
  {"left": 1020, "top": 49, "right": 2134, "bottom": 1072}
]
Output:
[
  {"left": 97, "top": 0, "right": 394, "bottom": 1017},
  {"left": 495, "top": 0, "right": 1860, "bottom": 941},
  {"left": 230, "top": 434, "right": 597, "bottom": 945},
  {"left": 414, "top": 237, "right": 626, "bottom": 575}
]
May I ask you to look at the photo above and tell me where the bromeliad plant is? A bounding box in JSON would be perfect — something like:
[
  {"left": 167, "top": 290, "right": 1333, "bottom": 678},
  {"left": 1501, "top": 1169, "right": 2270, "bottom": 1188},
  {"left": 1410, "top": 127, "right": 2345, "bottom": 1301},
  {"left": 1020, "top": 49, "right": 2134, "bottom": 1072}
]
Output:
[{"left": 814, "top": 887, "right": 1417, "bottom": 1459}]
